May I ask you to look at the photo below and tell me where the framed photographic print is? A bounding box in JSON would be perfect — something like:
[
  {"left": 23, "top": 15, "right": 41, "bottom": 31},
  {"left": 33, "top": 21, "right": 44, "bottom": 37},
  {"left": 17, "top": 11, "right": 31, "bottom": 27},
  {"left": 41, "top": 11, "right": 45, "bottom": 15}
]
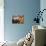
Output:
[{"left": 12, "top": 15, "right": 24, "bottom": 24}]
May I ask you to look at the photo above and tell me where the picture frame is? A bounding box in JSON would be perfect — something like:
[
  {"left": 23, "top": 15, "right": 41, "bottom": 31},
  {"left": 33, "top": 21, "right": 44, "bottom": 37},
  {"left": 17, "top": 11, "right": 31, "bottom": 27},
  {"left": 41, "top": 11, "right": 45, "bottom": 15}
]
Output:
[{"left": 12, "top": 15, "right": 24, "bottom": 24}]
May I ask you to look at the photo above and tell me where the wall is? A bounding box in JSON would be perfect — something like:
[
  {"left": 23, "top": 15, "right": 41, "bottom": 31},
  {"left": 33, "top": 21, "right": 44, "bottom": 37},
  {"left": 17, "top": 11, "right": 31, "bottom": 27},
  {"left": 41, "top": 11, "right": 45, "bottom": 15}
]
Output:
[
  {"left": 0, "top": 0, "right": 4, "bottom": 42},
  {"left": 40, "top": 0, "right": 46, "bottom": 26},
  {"left": 4, "top": 0, "right": 40, "bottom": 42},
  {"left": 40, "top": 0, "right": 46, "bottom": 45}
]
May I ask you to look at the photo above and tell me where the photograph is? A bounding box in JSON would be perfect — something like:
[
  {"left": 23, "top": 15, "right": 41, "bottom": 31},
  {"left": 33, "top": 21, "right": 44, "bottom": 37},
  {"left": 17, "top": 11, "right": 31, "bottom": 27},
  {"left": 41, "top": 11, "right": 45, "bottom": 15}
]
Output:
[{"left": 12, "top": 16, "right": 24, "bottom": 24}]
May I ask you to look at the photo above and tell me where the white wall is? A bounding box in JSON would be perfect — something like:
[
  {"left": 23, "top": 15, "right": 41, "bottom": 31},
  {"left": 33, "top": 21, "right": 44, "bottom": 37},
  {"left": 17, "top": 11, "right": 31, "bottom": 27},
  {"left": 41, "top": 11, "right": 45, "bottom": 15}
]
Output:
[
  {"left": 40, "top": 0, "right": 46, "bottom": 45},
  {"left": 0, "top": 0, "right": 4, "bottom": 42},
  {"left": 40, "top": 0, "right": 46, "bottom": 27}
]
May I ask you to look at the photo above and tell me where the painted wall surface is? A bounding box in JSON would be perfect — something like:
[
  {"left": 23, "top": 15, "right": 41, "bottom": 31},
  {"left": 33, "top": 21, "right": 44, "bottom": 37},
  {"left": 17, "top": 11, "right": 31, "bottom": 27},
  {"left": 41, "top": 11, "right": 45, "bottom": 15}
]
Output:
[
  {"left": 40, "top": 0, "right": 46, "bottom": 44},
  {"left": 0, "top": 0, "right": 4, "bottom": 42},
  {"left": 4, "top": 0, "right": 40, "bottom": 42},
  {"left": 40, "top": 0, "right": 46, "bottom": 27}
]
